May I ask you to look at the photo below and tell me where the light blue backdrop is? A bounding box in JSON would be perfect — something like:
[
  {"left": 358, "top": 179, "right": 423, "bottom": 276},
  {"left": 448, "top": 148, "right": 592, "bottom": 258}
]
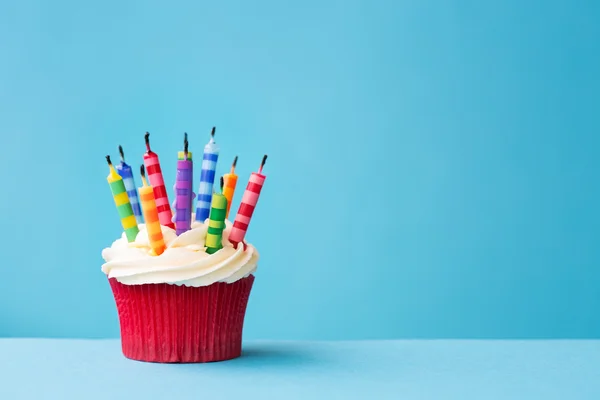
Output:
[{"left": 0, "top": 0, "right": 598, "bottom": 339}]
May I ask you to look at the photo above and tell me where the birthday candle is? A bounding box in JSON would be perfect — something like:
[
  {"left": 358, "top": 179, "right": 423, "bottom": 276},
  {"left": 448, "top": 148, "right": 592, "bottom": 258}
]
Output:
[
  {"left": 195, "top": 127, "right": 219, "bottom": 222},
  {"left": 139, "top": 165, "right": 166, "bottom": 256},
  {"left": 143, "top": 132, "right": 175, "bottom": 229},
  {"left": 106, "top": 155, "right": 139, "bottom": 242},
  {"left": 115, "top": 145, "right": 143, "bottom": 224},
  {"left": 222, "top": 156, "right": 238, "bottom": 219},
  {"left": 178, "top": 150, "right": 194, "bottom": 210},
  {"left": 172, "top": 133, "right": 194, "bottom": 236},
  {"left": 205, "top": 177, "right": 228, "bottom": 254},
  {"left": 229, "top": 155, "right": 267, "bottom": 247}
]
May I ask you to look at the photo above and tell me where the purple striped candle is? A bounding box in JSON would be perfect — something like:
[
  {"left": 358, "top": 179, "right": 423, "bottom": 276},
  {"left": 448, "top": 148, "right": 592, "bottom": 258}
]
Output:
[{"left": 173, "top": 133, "right": 194, "bottom": 235}]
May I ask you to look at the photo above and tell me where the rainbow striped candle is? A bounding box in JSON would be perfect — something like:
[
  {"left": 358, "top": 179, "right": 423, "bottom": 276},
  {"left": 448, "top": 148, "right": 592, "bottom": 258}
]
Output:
[
  {"left": 205, "top": 178, "right": 228, "bottom": 254},
  {"left": 115, "top": 145, "right": 143, "bottom": 224},
  {"left": 106, "top": 155, "right": 139, "bottom": 242},
  {"left": 229, "top": 155, "right": 267, "bottom": 247},
  {"left": 173, "top": 133, "right": 194, "bottom": 236},
  {"left": 223, "top": 156, "right": 238, "bottom": 219},
  {"left": 143, "top": 132, "right": 175, "bottom": 230},
  {"left": 195, "top": 127, "right": 219, "bottom": 223},
  {"left": 139, "top": 165, "right": 166, "bottom": 256}
]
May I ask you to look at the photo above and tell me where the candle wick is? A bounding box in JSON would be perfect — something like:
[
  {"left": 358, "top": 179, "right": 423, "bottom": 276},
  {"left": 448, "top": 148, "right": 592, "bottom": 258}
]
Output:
[
  {"left": 118, "top": 145, "right": 125, "bottom": 162},
  {"left": 106, "top": 155, "right": 112, "bottom": 165},
  {"left": 145, "top": 132, "right": 151, "bottom": 152},
  {"left": 184, "top": 132, "right": 189, "bottom": 160},
  {"left": 140, "top": 164, "right": 148, "bottom": 186},
  {"left": 231, "top": 155, "right": 238, "bottom": 174},
  {"left": 220, "top": 176, "right": 224, "bottom": 193},
  {"left": 258, "top": 154, "right": 267, "bottom": 174},
  {"left": 211, "top": 126, "right": 216, "bottom": 139}
]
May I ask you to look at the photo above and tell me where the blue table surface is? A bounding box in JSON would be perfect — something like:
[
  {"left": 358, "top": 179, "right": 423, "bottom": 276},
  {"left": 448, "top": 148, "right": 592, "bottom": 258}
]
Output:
[{"left": 1, "top": 339, "right": 599, "bottom": 399}]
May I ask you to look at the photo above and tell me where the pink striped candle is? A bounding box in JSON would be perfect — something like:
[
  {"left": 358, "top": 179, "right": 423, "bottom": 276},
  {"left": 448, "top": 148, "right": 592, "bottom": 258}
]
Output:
[
  {"left": 229, "top": 155, "right": 267, "bottom": 247},
  {"left": 143, "top": 132, "right": 175, "bottom": 230}
]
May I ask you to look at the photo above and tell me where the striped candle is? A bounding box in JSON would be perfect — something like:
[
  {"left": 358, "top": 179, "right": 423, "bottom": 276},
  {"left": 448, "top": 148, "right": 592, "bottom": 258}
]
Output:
[
  {"left": 205, "top": 186, "right": 228, "bottom": 254},
  {"left": 106, "top": 155, "right": 139, "bottom": 242},
  {"left": 222, "top": 156, "right": 238, "bottom": 219},
  {"left": 229, "top": 155, "right": 267, "bottom": 247},
  {"left": 143, "top": 132, "right": 175, "bottom": 230},
  {"left": 115, "top": 145, "right": 143, "bottom": 224},
  {"left": 173, "top": 133, "right": 194, "bottom": 236},
  {"left": 139, "top": 165, "right": 166, "bottom": 256},
  {"left": 178, "top": 151, "right": 194, "bottom": 209},
  {"left": 195, "top": 127, "right": 219, "bottom": 223}
]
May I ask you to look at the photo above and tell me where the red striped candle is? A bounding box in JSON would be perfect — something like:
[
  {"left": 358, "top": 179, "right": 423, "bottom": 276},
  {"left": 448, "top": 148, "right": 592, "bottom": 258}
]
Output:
[
  {"left": 229, "top": 155, "right": 267, "bottom": 247},
  {"left": 143, "top": 132, "right": 175, "bottom": 230}
]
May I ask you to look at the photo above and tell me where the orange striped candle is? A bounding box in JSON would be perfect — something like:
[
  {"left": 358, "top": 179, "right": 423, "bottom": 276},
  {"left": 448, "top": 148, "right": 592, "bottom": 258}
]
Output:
[
  {"left": 223, "top": 155, "right": 238, "bottom": 219},
  {"left": 139, "top": 165, "right": 166, "bottom": 256}
]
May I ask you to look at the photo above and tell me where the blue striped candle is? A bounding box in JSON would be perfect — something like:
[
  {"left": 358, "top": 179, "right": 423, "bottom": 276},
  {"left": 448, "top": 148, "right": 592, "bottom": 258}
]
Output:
[
  {"left": 116, "top": 145, "right": 143, "bottom": 224},
  {"left": 195, "top": 127, "right": 220, "bottom": 222}
]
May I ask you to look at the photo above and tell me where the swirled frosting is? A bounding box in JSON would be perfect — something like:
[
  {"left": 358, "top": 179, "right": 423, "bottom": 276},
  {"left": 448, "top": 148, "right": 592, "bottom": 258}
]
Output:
[{"left": 101, "top": 220, "right": 258, "bottom": 287}]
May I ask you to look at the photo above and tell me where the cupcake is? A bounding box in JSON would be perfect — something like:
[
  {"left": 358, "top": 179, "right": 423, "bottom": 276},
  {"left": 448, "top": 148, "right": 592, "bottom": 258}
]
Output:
[
  {"left": 101, "top": 220, "right": 258, "bottom": 363},
  {"left": 102, "top": 131, "right": 266, "bottom": 363}
]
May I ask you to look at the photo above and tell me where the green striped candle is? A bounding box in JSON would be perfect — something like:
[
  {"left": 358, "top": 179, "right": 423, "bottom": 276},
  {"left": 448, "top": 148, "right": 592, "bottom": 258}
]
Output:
[
  {"left": 106, "top": 156, "right": 139, "bottom": 242},
  {"left": 205, "top": 193, "right": 227, "bottom": 254}
]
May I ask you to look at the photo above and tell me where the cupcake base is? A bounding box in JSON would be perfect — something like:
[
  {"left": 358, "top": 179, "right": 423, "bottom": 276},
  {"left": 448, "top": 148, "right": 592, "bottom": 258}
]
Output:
[{"left": 108, "top": 275, "right": 254, "bottom": 363}]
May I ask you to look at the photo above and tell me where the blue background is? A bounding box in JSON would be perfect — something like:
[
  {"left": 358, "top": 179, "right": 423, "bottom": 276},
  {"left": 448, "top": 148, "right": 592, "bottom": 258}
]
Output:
[{"left": 0, "top": 0, "right": 598, "bottom": 340}]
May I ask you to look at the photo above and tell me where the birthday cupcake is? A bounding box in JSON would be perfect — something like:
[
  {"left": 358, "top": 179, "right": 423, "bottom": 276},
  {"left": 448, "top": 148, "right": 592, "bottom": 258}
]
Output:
[{"left": 101, "top": 130, "right": 267, "bottom": 363}]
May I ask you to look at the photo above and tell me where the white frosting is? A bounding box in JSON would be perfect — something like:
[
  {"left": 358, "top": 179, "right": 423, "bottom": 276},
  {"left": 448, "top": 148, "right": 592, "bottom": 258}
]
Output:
[{"left": 101, "top": 220, "right": 258, "bottom": 287}]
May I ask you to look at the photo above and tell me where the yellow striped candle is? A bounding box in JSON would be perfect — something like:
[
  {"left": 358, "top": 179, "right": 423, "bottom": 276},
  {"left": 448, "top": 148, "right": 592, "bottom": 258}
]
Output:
[
  {"left": 223, "top": 156, "right": 238, "bottom": 219},
  {"left": 106, "top": 155, "right": 139, "bottom": 242},
  {"left": 139, "top": 165, "right": 166, "bottom": 256}
]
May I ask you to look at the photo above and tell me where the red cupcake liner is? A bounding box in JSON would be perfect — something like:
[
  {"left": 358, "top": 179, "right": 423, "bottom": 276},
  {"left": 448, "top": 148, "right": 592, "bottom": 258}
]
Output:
[{"left": 108, "top": 275, "right": 254, "bottom": 363}]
